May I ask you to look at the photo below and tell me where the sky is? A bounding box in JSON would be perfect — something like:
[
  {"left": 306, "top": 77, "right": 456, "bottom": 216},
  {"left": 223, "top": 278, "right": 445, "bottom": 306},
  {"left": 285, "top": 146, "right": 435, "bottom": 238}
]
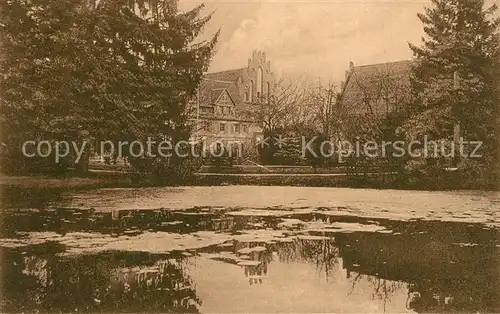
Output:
[{"left": 178, "top": 0, "right": 499, "bottom": 83}]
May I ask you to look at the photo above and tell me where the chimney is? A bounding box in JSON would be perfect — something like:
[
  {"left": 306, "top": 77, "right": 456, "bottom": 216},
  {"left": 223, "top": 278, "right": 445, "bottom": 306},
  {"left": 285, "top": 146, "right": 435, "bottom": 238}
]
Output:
[{"left": 349, "top": 61, "right": 354, "bottom": 70}]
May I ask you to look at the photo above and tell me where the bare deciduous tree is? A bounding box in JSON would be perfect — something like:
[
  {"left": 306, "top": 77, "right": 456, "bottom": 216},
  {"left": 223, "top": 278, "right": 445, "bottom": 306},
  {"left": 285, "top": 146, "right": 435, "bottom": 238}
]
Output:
[
  {"left": 337, "top": 63, "right": 412, "bottom": 142},
  {"left": 240, "top": 75, "right": 307, "bottom": 132},
  {"left": 242, "top": 74, "right": 338, "bottom": 136}
]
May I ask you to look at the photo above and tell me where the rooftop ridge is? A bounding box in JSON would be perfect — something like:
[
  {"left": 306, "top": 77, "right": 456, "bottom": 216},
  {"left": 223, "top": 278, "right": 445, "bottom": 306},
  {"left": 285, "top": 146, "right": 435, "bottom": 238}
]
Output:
[
  {"left": 205, "top": 67, "right": 246, "bottom": 75},
  {"left": 202, "top": 78, "right": 236, "bottom": 83},
  {"left": 354, "top": 59, "right": 412, "bottom": 69}
]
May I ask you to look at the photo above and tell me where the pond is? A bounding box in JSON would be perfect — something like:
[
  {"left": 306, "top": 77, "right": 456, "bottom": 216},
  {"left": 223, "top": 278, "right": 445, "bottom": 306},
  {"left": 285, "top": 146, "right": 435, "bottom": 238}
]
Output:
[{"left": 0, "top": 186, "right": 499, "bottom": 313}]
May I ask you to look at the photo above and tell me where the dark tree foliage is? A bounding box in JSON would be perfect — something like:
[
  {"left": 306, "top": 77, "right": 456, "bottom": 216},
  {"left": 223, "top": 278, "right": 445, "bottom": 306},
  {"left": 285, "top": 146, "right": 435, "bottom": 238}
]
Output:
[
  {"left": 259, "top": 125, "right": 328, "bottom": 167},
  {"left": 0, "top": 0, "right": 218, "bottom": 177},
  {"left": 402, "top": 0, "right": 500, "bottom": 188}
]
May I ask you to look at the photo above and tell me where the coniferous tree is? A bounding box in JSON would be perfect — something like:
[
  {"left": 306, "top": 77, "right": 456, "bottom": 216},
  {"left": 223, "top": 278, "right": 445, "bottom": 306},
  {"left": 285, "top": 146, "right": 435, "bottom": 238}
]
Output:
[
  {"left": 0, "top": 0, "right": 218, "bottom": 176},
  {"left": 401, "top": 0, "right": 500, "bottom": 187}
]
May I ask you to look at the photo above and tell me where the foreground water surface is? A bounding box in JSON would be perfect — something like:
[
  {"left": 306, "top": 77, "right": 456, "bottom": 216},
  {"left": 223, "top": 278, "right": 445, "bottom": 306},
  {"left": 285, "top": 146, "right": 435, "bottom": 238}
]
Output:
[{"left": 1, "top": 186, "right": 499, "bottom": 313}]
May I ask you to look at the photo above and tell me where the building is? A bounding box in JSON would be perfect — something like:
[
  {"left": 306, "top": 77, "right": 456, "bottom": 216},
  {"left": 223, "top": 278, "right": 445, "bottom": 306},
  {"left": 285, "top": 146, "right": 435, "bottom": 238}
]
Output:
[
  {"left": 190, "top": 51, "right": 276, "bottom": 157},
  {"left": 336, "top": 60, "right": 413, "bottom": 139}
]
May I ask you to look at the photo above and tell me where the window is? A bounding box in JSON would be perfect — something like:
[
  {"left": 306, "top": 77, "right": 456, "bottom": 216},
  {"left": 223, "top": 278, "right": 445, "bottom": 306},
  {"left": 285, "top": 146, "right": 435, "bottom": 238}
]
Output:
[
  {"left": 242, "top": 124, "right": 248, "bottom": 133},
  {"left": 215, "top": 142, "right": 223, "bottom": 154},
  {"left": 250, "top": 81, "right": 254, "bottom": 102},
  {"left": 267, "top": 82, "right": 271, "bottom": 102},
  {"left": 203, "top": 122, "right": 211, "bottom": 132},
  {"left": 244, "top": 92, "right": 249, "bottom": 102},
  {"left": 256, "top": 67, "right": 263, "bottom": 97},
  {"left": 219, "top": 123, "right": 225, "bottom": 132},
  {"left": 235, "top": 124, "right": 240, "bottom": 133}
]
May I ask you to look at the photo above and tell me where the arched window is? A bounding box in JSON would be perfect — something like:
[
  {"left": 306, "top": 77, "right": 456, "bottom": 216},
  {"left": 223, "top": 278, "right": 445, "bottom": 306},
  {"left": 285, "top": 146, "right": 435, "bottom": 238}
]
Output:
[
  {"left": 244, "top": 92, "right": 249, "bottom": 102},
  {"left": 256, "top": 67, "right": 263, "bottom": 98},
  {"left": 250, "top": 81, "right": 254, "bottom": 102},
  {"left": 267, "top": 81, "right": 271, "bottom": 102}
]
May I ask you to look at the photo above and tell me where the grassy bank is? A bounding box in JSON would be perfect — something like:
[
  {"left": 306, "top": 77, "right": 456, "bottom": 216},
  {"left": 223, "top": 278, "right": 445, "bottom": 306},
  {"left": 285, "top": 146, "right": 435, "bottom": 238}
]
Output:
[
  {"left": 0, "top": 173, "right": 134, "bottom": 209},
  {"left": 193, "top": 173, "right": 399, "bottom": 189}
]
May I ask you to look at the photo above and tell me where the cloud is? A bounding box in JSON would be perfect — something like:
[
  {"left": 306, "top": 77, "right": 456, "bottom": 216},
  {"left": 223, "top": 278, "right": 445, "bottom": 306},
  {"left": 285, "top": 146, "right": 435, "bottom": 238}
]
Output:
[
  {"left": 203, "top": 1, "right": 428, "bottom": 82},
  {"left": 179, "top": 0, "right": 500, "bottom": 82}
]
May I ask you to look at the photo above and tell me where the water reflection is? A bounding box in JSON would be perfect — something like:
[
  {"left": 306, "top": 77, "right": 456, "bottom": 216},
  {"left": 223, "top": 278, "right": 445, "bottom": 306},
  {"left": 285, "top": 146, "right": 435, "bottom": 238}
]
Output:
[
  {"left": 1, "top": 248, "right": 201, "bottom": 313},
  {"left": 0, "top": 208, "right": 498, "bottom": 313},
  {"left": 0, "top": 208, "right": 280, "bottom": 238},
  {"left": 337, "top": 226, "right": 499, "bottom": 313}
]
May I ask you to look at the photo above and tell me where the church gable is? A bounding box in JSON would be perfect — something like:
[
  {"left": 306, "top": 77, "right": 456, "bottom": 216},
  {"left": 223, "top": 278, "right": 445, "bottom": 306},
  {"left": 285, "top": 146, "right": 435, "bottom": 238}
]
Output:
[{"left": 204, "top": 51, "right": 275, "bottom": 104}]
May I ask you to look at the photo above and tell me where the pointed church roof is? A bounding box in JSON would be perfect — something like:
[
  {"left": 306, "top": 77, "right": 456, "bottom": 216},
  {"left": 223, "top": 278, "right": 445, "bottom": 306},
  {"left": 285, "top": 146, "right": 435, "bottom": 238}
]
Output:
[{"left": 204, "top": 68, "right": 246, "bottom": 83}]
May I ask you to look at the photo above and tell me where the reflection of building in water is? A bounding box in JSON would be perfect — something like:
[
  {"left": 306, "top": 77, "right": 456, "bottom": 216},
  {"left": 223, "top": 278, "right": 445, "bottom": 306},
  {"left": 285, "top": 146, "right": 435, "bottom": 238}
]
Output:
[
  {"left": 113, "top": 258, "right": 201, "bottom": 312},
  {"left": 85, "top": 209, "right": 268, "bottom": 235},
  {"left": 22, "top": 255, "right": 53, "bottom": 287},
  {"left": 109, "top": 210, "right": 238, "bottom": 234},
  {"left": 234, "top": 241, "right": 273, "bottom": 285},
  {"left": 335, "top": 225, "right": 500, "bottom": 313},
  {"left": 244, "top": 262, "right": 268, "bottom": 285},
  {"left": 210, "top": 217, "right": 235, "bottom": 232},
  {"left": 276, "top": 238, "right": 339, "bottom": 278},
  {"left": 2, "top": 250, "right": 202, "bottom": 313},
  {"left": 244, "top": 250, "right": 269, "bottom": 285}
]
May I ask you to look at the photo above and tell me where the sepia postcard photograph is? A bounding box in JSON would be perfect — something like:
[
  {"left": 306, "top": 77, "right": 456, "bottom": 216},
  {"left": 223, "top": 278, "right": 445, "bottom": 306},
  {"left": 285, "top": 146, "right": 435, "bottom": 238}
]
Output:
[{"left": 0, "top": 0, "right": 499, "bottom": 312}]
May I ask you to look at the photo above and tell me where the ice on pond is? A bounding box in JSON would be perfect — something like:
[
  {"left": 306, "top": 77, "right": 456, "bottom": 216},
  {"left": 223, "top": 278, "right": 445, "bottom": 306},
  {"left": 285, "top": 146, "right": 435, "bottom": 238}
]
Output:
[
  {"left": 278, "top": 218, "right": 306, "bottom": 228},
  {"left": 296, "top": 235, "right": 331, "bottom": 240},
  {"left": 237, "top": 248, "right": 252, "bottom": 254},
  {"left": 237, "top": 260, "right": 261, "bottom": 266},
  {"left": 237, "top": 246, "right": 267, "bottom": 254}
]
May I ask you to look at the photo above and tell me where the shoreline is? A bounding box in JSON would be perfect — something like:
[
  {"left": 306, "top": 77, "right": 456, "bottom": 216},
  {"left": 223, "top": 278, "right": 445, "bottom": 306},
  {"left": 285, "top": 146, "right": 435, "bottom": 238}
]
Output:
[{"left": 1, "top": 172, "right": 498, "bottom": 193}]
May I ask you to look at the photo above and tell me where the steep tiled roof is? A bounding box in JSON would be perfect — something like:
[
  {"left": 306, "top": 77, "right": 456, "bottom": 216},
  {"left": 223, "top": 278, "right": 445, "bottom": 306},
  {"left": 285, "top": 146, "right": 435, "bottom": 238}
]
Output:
[
  {"left": 338, "top": 60, "right": 413, "bottom": 113},
  {"left": 335, "top": 60, "right": 413, "bottom": 141},
  {"left": 353, "top": 60, "right": 412, "bottom": 77},
  {"left": 204, "top": 68, "right": 245, "bottom": 83},
  {"left": 197, "top": 78, "right": 243, "bottom": 107},
  {"left": 209, "top": 88, "right": 225, "bottom": 103}
]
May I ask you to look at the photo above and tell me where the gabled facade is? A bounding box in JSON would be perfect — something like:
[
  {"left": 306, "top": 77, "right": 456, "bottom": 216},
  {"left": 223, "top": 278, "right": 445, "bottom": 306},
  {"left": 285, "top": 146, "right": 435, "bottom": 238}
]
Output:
[
  {"left": 336, "top": 60, "right": 413, "bottom": 139},
  {"left": 190, "top": 51, "right": 276, "bottom": 155}
]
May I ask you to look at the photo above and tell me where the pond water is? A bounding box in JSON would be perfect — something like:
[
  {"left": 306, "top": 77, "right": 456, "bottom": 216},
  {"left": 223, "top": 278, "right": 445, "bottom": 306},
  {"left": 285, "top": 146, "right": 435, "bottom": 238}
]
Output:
[{"left": 0, "top": 186, "right": 499, "bottom": 313}]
